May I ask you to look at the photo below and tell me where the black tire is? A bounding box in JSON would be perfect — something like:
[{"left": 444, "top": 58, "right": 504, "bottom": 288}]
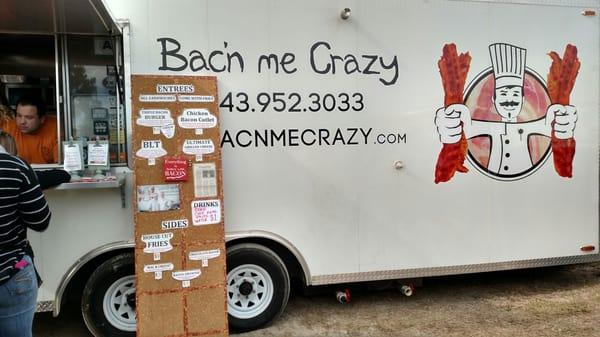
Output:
[
  {"left": 81, "top": 253, "right": 136, "bottom": 337},
  {"left": 226, "top": 243, "right": 290, "bottom": 332}
]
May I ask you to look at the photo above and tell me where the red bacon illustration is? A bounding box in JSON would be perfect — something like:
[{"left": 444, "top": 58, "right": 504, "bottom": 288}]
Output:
[
  {"left": 435, "top": 44, "right": 471, "bottom": 184},
  {"left": 547, "top": 44, "right": 580, "bottom": 178}
]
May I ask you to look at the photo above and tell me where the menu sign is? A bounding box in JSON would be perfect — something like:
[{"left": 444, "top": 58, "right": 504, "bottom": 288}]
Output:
[{"left": 132, "top": 75, "right": 228, "bottom": 337}]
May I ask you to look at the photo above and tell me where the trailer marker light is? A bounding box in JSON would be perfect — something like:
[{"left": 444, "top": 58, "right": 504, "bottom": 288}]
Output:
[
  {"left": 582, "top": 10, "right": 596, "bottom": 17},
  {"left": 580, "top": 245, "right": 595, "bottom": 252}
]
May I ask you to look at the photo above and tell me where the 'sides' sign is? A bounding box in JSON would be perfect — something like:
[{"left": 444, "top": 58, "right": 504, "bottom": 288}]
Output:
[
  {"left": 161, "top": 218, "right": 189, "bottom": 230},
  {"left": 156, "top": 84, "right": 195, "bottom": 93}
]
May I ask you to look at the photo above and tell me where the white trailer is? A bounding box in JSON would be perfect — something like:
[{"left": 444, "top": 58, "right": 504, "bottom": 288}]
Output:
[{"left": 1, "top": 0, "right": 598, "bottom": 336}]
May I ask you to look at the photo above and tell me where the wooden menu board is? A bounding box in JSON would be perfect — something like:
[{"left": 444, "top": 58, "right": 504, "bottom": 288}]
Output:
[{"left": 131, "top": 75, "right": 228, "bottom": 337}]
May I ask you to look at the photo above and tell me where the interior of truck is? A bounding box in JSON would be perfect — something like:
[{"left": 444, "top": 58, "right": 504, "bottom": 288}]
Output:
[{"left": 0, "top": 0, "right": 127, "bottom": 165}]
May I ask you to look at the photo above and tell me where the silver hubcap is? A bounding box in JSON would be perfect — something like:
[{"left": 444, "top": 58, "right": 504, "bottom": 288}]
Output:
[
  {"left": 227, "top": 264, "right": 274, "bottom": 319},
  {"left": 103, "top": 275, "right": 137, "bottom": 331}
]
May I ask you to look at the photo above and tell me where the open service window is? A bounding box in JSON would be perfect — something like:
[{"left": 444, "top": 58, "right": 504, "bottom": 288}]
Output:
[
  {"left": 0, "top": 33, "right": 127, "bottom": 167},
  {"left": 0, "top": 0, "right": 126, "bottom": 168}
]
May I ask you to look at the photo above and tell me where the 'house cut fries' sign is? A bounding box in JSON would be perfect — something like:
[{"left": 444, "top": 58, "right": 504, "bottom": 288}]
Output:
[{"left": 132, "top": 75, "right": 228, "bottom": 337}]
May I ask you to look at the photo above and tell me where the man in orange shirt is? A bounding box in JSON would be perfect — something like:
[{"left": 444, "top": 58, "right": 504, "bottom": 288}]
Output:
[{"left": 2, "top": 97, "right": 58, "bottom": 164}]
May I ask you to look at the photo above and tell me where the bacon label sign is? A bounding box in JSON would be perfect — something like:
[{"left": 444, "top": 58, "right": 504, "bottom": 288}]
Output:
[
  {"left": 142, "top": 232, "right": 173, "bottom": 260},
  {"left": 172, "top": 269, "right": 202, "bottom": 288},
  {"left": 143, "top": 262, "right": 174, "bottom": 279},
  {"left": 183, "top": 139, "right": 215, "bottom": 161},
  {"left": 136, "top": 140, "right": 167, "bottom": 165},
  {"left": 189, "top": 249, "right": 221, "bottom": 267},
  {"left": 164, "top": 157, "right": 189, "bottom": 182},
  {"left": 177, "top": 108, "right": 217, "bottom": 134},
  {"left": 191, "top": 199, "right": 221, "bottom": 226}
]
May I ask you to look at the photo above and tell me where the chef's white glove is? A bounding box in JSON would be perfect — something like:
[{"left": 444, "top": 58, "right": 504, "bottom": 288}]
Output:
[
  {"left": 545, "top": 104, "right": 577, "bottom": 139},
  {"left": 434, "top": 104, "right": 472, "bottom": 144}
]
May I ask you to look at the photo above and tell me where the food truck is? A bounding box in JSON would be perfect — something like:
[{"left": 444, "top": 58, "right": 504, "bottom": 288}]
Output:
[{"left": 1, "top": 0, "right": 599, "bottom": 336}]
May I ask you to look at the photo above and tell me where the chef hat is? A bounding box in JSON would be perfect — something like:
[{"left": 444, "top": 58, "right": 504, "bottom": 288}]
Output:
[{"left": 488, "top": 43, "right": 526, "bottom": 88}]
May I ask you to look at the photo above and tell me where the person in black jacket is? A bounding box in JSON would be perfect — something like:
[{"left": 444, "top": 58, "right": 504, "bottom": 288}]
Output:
[
  {"left": 0, "top": 130, "right": 51, "bottom": 337},
  {"left": 36, "top": 169, "right": 71, "bottom": 189},
  {"left": 0, "top": 131, "right": 70, "bottom": 286}
]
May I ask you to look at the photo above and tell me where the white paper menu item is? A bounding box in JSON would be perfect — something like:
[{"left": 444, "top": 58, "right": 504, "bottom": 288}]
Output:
[
  {"left": 88, "top": 143, "right": 109, "bottom": 166},
  {"left": 63, "top": 144, "right": 82, "bottom": 171},
  {"left": 172, "top": 269, "right": 201, "bottom": 288},
  {"left": 143, "top": 262, "right": 174, "bottom": 279},
  {"left": 141, "top": 232, "right": 174, "bottom": 260},
  {"left": 189, "top": 249, "right": 221, "bottom": 267}
]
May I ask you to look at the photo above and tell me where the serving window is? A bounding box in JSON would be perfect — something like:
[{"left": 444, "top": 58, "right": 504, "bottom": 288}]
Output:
[{"left": 0, "top": 33, "right": 127, "bottom": 166}]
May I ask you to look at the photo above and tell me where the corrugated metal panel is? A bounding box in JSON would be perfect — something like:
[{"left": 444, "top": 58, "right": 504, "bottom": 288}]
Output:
[
  {"left": 312, "top": 254, "right": 600, "bottom": 285},
  {"left": 448, "top": 0, "right": 600, "bottom": 8}
]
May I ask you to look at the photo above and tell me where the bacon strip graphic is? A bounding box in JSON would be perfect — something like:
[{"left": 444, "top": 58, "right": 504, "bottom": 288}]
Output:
[
  {"left": 547, "top": 44, "right": 580, "bottom": 178},
  {"left": 434, "top": 44, "right": 471, "bottom": 184}
]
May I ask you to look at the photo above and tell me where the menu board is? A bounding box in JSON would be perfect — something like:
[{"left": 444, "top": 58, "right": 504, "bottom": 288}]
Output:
[{"left": 132, "top": 75, "right": 228, "bottom": 337}]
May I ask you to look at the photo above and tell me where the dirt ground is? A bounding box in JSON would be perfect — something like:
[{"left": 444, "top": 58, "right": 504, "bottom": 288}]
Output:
[
  {"left": 34, "top": 262, "right": 600, "bottom": 337},
  {"left": 241, "top": 262, "right": 600, "bottom": 337}
]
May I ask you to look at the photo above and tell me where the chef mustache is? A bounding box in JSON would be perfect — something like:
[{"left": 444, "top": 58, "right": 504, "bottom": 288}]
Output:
[{"left": 499, "top": 101, "right": 520, "bottom": 107}]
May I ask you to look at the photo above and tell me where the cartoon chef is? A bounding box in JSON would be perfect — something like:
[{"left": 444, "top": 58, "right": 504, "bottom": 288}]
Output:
[{"left": 435, "top": 43, "right": 578, "bottom": 176}]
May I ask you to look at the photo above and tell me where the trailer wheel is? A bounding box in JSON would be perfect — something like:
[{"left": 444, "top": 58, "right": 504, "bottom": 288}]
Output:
[
  {"left": 81, "top": 253, "right": 136, "bottom": 337},
  {"left": 226, "top": 243, "right": 290, "bottom": 332}
]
